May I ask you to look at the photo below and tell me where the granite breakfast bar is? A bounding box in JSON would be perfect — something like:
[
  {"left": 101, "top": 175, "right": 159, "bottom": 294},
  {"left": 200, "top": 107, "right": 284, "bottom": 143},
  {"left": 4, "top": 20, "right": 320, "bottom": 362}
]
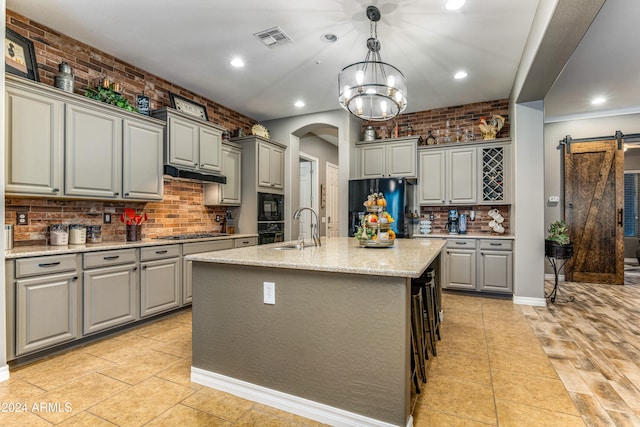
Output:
[{"left": 188, "top": 237, "right": 446, "bottom": 427}]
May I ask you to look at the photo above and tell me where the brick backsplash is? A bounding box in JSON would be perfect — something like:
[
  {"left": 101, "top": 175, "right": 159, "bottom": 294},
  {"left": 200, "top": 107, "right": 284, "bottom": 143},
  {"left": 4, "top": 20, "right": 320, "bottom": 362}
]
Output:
[
  {"left": 418, "top": 205, "right": 510, "bottom": 236},
  {"left": 361, "top": 99, "right": 510, "bottom": 142},
  {"left": 6, "top": 10, "right": 257, "bottom": 135},
  {"left": 5, "top": 179, "right": 228, "bottom": 246}
]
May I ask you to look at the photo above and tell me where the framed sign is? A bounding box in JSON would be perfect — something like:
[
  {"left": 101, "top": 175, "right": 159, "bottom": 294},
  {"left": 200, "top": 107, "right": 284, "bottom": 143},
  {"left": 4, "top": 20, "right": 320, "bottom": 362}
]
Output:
[
  {"left": 136, "top": 94, "right": 150, "bottom": 115},
  {"left": 5, "top": 28, "right": 40, "bottom": 81},
  {"left": 168, "top": 92, "right": 209, "bottom": 121}
]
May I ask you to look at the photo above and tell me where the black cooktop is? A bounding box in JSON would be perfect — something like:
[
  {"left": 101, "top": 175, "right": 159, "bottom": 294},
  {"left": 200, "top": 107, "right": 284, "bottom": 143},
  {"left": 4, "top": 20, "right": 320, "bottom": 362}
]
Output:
[{"left": 156, "top": 233, "right": 229, "bottom": 240}]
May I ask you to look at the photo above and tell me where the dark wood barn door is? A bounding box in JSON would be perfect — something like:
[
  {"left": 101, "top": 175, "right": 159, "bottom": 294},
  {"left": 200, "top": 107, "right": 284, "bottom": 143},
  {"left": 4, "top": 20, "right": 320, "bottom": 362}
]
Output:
[{"left": 564, "top": 138, "right": 623, "bottom": 285}]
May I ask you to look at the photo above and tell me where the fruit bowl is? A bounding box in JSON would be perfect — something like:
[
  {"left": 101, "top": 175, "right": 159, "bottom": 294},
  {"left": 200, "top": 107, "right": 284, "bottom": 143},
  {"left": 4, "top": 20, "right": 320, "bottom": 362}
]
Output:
[{"left": 358, "top": 239, "right": 395, "bottom": 248}]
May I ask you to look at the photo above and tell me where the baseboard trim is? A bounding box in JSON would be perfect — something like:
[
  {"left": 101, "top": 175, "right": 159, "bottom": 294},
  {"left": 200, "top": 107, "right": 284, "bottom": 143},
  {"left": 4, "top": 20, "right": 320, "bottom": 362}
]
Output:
[
  {"left": 191, "top": 367, "right": 410, "bottom": 427},
  {"left": 513, "top": 296, "right": 547, "bottom": 307},
  {"left": 0, "top": 365, "right": 10, "bottom": 382}
]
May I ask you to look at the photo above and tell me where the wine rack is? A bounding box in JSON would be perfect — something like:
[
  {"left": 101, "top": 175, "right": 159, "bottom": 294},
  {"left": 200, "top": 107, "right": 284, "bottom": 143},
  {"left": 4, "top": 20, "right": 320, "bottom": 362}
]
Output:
[{"left": 481, "top": 146, "right": 505, "bottom": 202}]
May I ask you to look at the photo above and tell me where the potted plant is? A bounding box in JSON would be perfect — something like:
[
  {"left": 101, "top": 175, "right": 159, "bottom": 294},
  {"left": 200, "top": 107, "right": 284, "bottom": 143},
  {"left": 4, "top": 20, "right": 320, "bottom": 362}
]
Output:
[{"left": 545, "top": 220, "right": 573, "bottom": 258}]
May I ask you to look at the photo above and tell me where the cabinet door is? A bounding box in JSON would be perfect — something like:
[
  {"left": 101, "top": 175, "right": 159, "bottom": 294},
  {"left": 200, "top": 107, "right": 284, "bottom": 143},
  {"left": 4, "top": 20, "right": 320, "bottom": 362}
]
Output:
[
  {"left": 5, "top": 85, "right": 64, "bottom": 196},
  {"left": 16, "top": 272, "right": 78, "bottom": 355},
  {"left": 168, "top": 116, "right": 198, "bottom": 169},
  {"left": 448, "top": 147, "right": 477, "bottom": 204},
  {"left": 83, "top": 264, "right": 137, "bottom": 334},
  {"left": 65, "top": 103, "right": 121, "bottom": 198},
  {"left": 198, "top": 127, "right": 222, "bottom": 172},
  {"left": 220, "top": 146, "right": 242, "bottom": 205},
  {"left": 478, "top": 250, "right": 513, "bottom": 293},
  {"left": 445, "top": 249, "right": 476, "bottom": 290},
  {"left": 257, "top": 142, "right": 272, "bottom": 187},
  {"left": 269, "top": 145, "right": 285, "bottom": 189},
  {"left": 123, "top": 119, "right": 164, "bottom": 200},
  {"left": 140, "top": 258, "right": 181, "bottom": 317},
  {"left": 387, "top": 142, "right": 416, "bottom": 178},
  {"left": 418, "top": 150, "right": 446, "bottom": 205},
  {"left": 360, "top": 145, "right": 386, "bottom": 178}
]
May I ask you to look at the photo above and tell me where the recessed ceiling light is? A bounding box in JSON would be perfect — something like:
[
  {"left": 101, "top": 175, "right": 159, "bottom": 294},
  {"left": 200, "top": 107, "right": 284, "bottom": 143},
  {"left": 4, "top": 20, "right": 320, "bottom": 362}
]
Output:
[
  {"left": 294, "top": 100, "right": 305, "bottom": 108},
  {"left": 591, "top": 97, "right": 606, "bottom": 105},
  {"left": 230, "top": 58, "right": 245, "bottom": 68},
  {"left": 454, "top": 71, "right": 468, "bottom": 79},
  {"left": 445, "top": 0, "right": 466, "bottom": 10},
  {"left": 323, "top": 34, "right": 338, "bottom": 42}
]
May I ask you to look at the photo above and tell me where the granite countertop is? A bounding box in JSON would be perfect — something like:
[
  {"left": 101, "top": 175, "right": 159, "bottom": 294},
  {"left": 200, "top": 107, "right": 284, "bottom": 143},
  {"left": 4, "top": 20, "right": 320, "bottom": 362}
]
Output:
[
  {"left": 414, "top": 232, "right": 514, "bottom": 239},
  {"left": 187, "top": 237, "right": 446, "bottom": 278},
  {"left": 5, "top": 234, "right": 258, "bottom": 259}
]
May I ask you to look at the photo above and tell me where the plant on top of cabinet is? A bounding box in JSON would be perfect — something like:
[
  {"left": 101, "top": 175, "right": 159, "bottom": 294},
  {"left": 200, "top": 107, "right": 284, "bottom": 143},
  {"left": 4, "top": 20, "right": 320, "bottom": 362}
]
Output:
[{"left": 85, "top": 85, "right": 136, "bottom": 112}]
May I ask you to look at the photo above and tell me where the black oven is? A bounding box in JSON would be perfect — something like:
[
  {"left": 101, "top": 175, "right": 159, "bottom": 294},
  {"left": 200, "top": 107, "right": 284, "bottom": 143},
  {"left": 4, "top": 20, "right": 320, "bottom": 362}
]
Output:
[
  {"left": 258, "top": 222, "right": 285, "bottom": 245},
  {"left": 258, "top": 192, "right": 284, "bottom": 222}
]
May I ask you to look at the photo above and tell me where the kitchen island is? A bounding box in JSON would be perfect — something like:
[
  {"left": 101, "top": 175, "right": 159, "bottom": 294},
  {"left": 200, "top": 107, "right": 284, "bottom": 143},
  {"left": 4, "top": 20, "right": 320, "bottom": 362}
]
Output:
[{"left": 188, "top": 237, "right": 445, "bottom": 427}]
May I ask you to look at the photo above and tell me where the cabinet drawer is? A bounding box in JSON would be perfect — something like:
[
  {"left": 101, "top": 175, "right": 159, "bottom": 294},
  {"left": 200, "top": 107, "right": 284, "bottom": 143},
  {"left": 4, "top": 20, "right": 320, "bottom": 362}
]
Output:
[
  {"left": 479, "top": 239, "right": 513, "bottom": 251},
  {"left": 16, "top": 254, "right": 77, "bottom": 278},
  {"left": 183, "top": 239, "right": 233, "bottom": 255},
  {"left": 140, "top": 245, "right": 180, "bottom": 261},
  {"left": 84, "top": 249, "right": 136, "bottom": 269},
  {"left": 446, "top": 239, "right": 477, "bottom": 249},
  {"left": 234, "top": 237, "right": 257, "bottom": 248}
]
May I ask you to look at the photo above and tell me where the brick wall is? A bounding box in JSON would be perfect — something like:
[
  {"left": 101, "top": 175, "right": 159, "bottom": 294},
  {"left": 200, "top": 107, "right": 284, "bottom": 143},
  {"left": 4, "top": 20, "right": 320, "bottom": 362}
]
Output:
[
  {"left": 418, "top": 205, "right": 510, "bottom": 235},
  {"left": 6, "top": 179, "right": 228, "bottom": 245},
  {"left": 361, "top": 99, "right": 510, "bottom": 143}
]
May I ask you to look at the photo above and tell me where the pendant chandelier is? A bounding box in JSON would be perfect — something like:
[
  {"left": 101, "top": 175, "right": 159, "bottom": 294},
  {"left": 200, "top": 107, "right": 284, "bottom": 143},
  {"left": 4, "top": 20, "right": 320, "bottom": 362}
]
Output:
[{"left": 338, "top": 5, "right": 407, "bottom": 121}]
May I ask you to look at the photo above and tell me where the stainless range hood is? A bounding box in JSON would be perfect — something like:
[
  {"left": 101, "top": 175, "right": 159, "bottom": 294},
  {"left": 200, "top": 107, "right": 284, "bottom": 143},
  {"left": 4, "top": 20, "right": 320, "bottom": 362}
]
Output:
[{"left": 163, "top": 165, "right": 226, "bottom": 184}]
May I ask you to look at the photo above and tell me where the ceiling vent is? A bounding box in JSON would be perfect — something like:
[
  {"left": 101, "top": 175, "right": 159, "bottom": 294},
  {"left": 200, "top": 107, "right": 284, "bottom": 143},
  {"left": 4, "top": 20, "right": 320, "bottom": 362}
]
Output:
[{"left": 254, "top": 26, "right": 292, "bottom": 48}]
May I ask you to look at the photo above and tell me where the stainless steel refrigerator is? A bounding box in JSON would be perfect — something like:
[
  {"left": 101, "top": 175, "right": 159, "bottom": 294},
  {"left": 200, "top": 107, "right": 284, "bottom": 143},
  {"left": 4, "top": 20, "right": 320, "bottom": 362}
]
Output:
[{"left": 348, "top": 178, "right": 415, "bottom": 238}]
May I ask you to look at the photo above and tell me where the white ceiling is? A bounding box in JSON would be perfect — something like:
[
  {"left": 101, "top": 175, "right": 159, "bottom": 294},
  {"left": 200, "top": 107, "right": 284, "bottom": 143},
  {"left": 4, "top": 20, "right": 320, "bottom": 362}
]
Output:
[{"left": 5, "top": 0, "right": 637, "bottom": 125}]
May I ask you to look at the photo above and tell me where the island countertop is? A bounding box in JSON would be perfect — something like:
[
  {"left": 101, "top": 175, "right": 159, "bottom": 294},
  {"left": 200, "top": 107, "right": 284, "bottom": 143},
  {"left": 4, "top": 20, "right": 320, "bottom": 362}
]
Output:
[{"left": 187, "top": 236, "right": 445, "bottom": 278}]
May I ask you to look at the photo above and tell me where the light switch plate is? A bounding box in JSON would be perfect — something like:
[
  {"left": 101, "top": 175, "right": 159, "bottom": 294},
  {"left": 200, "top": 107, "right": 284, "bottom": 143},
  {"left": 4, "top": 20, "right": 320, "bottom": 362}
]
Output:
[{"left": 264, "top": 282, "right": 275, "bottom": 305}]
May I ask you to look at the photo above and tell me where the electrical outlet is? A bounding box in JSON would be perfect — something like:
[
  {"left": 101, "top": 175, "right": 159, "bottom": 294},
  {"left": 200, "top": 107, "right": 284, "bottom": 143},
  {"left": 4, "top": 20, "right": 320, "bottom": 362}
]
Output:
[
  {"left": 103, "top": 213, "right": 112, "bottom": 224},
  {"left": 263, "top": 282, "right": 275, "bottom": 305},
  {"left": 216, "top": 215, "right": 221, "bottom": 222},
  {"left": 17, "top": 212, "right": 28, "bottom": 225}
]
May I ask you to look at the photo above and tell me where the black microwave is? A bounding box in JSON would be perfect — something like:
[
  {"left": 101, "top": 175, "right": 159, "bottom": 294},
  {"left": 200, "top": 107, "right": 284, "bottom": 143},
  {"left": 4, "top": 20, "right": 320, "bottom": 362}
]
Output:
[{"left": 258, "top": 192, "right": 284, "bottom": 222}]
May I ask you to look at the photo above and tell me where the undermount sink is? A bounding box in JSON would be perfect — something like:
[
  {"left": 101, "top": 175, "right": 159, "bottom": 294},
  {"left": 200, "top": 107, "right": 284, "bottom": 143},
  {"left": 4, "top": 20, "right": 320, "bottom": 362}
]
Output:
[{"left": 273, "top": 245, "right": 300, "bottom": 250}]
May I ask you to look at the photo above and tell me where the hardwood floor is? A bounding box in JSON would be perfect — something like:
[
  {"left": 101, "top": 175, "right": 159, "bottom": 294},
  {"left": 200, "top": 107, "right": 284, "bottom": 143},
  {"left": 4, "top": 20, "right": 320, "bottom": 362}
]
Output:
[{"left": 0, "top": 282, "right": 638, "bottom": 426}]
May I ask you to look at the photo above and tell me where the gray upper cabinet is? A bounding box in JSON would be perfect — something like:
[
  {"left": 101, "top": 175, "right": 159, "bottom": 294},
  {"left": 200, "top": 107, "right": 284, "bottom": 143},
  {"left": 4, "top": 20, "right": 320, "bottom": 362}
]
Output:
[
  {"left": 154, "top": 108, "right": 223, "bottom": 174},
  {"left": 356, "top": 137, "right": 418, "bottom": 179},
  {"left": 220, "top": 143, "right": 242, "bottom": 205},
  {"left": 5, "top": 80, "right": 64, "bottom": 196},
  {"left": 123, "top": 119, "right": 164, "bottom": 200},
  {"left": 5, "top": 75, "right": 164, "bottom": 201},
  {"left": 418, "top": 150, "right": 446, "bottom": 205},
  {"left": 65, "top": 102, "right": 122, "bottom": 198},
  {"left": 258, "top": 140, "right": 284, "bottom": 190}
]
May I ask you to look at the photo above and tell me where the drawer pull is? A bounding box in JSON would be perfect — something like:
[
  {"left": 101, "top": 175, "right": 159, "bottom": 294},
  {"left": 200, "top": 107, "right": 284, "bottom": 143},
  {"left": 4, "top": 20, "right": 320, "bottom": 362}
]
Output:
[
  {"left": 490, "top": 242, "right": 502, "bottom": 246},
  {"left": 454, "top": 242, "right": 467, "bottom": 245},
  {"left": 241, "top": 241, "right": 249, "bottom": 244},
  {"left": 38, "top": 261, "right": 61, "bottom": 267},
  {"left": 103, "top": 255, "right": 120, "bottom": 260},
  {"left": 155, "top": 250, "right": 168, "bottom": 254}
]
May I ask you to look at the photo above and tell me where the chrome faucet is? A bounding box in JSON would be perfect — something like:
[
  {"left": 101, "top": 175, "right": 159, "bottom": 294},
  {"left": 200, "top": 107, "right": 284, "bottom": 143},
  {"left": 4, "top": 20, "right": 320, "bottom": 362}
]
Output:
[{"left": 293, "top": 207, "right": 321, "bottom": 247}]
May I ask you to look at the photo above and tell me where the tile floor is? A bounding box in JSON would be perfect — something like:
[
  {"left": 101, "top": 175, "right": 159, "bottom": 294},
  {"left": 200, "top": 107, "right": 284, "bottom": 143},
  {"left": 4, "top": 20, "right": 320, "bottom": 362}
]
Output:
[{"left": 0, "top": 280, "right": 637, "bottom": 426}]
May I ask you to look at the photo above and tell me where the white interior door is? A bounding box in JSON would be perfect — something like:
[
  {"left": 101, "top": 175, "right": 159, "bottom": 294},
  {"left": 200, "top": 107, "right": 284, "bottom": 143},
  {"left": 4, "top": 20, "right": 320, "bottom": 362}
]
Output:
[
  {"left": 326, "top": 162, "right": 339, "bottom": 238},
  {"left": 298, "top": 160, "right": 313, "bottom": 239}
]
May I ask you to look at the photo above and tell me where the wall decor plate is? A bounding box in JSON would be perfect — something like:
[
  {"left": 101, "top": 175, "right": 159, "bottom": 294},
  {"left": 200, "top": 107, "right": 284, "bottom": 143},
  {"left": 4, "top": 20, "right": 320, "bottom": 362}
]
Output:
[
  {"left": 169, "top": 92, "right": 209, "bottom": 121},
  {"left": 252, "top": 124, "right": 270, "bottom": 139}
]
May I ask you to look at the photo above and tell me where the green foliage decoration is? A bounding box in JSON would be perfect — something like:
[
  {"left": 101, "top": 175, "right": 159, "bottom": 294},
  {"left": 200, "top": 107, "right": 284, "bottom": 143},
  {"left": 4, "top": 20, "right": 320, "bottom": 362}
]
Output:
[{"left": 84, "top": 85, "right": 136, "bottom": 112}]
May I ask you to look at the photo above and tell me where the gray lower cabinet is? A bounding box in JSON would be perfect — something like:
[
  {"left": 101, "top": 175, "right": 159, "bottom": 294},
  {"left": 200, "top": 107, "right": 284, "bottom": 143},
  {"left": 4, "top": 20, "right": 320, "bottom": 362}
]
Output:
[
  {"left": 83, "top": 249, "right": 138, "bottom": 335},
  {"left": 478, "top": 239, "right": 513, "bottom": 293},
  {"left": 444, "top": 239, "right": 477, "bottom": 291},
  {"left": 13, "top": 254, "right": 79, "bottom": 357},
  {"left": 140, "top": 245, "right": 181, "bottom": 317},
  {"left": 182, "top": 240, "right": 234, "bottom": 304}
]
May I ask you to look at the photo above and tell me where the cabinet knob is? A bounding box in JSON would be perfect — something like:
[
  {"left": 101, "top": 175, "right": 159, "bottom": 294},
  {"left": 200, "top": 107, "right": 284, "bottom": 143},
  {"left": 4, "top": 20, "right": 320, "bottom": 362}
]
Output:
[
  {"left": 194, "top": 162, "right": 198, "bottom": 166},
  {"left": 142, "top": 265, "right": 147, "bottom": 270},
  {"left": 52, "top": 188, "right": 60, "bottom": 193},
  {"left": 114, "top": 192, "right": 120, "bottom": 196},
  {"left": 124, "top": 192, "right": 130, "bottom": 196}
]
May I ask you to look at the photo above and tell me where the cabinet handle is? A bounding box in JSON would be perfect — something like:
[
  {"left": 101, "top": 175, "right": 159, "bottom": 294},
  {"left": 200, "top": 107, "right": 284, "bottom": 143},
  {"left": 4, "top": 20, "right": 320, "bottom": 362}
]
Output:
[
  {"left": 454, "top": 242, "right": 466, "bottom": 245},
  {"left": 155, "top": 250, "right": 168, "bottom": 254},
  {"left": 52, "top": 188, "right": 60, "bottom": 193},
  {"left": 38, "top": 261, "right": 61, "bottom": 267},
  {"left": 114, "top": 192, "right": 120, "bottom": 196},
  {"left": 241, "top": 241, "right": 249, "bottom": 244},
  {"left": 490, "top": 242, "right": 502, "bottom": 246},
  {"left": 194, "top": 162, "right": 198, "bottom": 166},
  {"left": 103, "top": 255, "right": 120, "bottom": 260},
  {"left": 133, "top": 267, "right": 138, "bottom": 271},
  {"left": 200, "top": 164, "right": 205, "bottom": 167},
  {"left": 124, "top": 192, "right": 130, "bottom": 196},
  {"left": 142, "top": 265, "right": 148, "bottom": 269},
  {"left": 73, "top": 276, "right": 78, "bottom": 280}
]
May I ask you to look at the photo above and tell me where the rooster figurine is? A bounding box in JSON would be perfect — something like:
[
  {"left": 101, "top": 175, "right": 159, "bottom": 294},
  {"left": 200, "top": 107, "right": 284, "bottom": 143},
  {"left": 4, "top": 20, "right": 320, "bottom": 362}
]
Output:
[{"left": 479, "top": 115, "right": 505, "bottom": 140}]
